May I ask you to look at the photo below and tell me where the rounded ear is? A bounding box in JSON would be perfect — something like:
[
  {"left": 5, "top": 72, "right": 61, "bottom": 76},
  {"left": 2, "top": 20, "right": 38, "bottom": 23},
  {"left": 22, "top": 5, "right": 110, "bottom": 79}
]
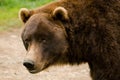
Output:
[
  {"left": 19, "top": 8, "right": 31, "bottom": 23},
  {"left": 53, "top": 7, "right": 69, "bottom": 21}
]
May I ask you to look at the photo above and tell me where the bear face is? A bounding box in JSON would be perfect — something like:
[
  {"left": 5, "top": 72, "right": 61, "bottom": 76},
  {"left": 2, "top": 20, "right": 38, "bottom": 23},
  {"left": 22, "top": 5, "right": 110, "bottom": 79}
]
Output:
[{"left": 20, "top": 7, "right": 69, "bottom": 73}]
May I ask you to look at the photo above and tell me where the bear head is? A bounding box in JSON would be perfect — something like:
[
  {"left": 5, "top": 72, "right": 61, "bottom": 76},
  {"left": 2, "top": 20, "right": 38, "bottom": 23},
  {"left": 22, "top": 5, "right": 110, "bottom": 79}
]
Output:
[{"left": 19, "top": 7, "right": 69, "bottom": 73}]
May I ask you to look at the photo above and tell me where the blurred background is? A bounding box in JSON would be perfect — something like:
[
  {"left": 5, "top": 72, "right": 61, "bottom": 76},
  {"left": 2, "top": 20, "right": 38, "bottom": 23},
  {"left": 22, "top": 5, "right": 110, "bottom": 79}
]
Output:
[
  {"left": 0, "top": 0, "right": 53, "bottom": 31},
  {"left": 0, "top": 0, "right": 91, "bottom": 80}
]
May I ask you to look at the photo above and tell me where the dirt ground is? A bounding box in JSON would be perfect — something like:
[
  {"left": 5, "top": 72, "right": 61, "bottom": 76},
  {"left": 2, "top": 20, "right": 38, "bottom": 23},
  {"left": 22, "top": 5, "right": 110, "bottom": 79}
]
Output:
[{"left": 0, "top": 29, "right": 91, "bottom": 80}]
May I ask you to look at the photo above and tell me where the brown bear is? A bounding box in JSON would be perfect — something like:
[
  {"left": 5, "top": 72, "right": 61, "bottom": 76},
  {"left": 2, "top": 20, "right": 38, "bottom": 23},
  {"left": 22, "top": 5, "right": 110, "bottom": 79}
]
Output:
[{"left": 19, "top": 0, "right": 120, "bottom": 80}]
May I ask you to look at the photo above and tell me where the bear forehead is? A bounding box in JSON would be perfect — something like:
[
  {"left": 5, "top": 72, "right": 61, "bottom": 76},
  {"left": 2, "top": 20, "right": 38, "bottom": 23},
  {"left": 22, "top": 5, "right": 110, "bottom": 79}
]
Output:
[{"left": 22, "top": 14, "right": 55, "bottom": 39}]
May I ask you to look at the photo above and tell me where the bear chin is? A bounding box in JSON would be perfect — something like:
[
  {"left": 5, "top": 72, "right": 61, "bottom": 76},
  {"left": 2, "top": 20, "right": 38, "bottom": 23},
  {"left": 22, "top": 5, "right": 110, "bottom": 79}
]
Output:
[
  {"left": 27, "top": 64, "right": 50, "bottom": 74},
  {"left": 27, "top": 68, "right": 44, "bottom": 74},
  {"left": 28, "top": 69, "right": 40, "bottom": 74}
]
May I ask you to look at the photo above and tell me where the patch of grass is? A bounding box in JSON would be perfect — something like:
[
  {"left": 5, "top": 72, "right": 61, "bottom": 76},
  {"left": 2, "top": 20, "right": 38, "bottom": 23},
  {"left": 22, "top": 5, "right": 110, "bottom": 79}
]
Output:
[{"left": 0, "top": 0, "right": 53, "bottom": 31}]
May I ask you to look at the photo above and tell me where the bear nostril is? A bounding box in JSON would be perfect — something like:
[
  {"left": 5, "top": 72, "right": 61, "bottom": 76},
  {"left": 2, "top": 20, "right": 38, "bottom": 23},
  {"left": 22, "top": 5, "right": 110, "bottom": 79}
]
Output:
[{"left": 23, "top": 60, "right": 35, "bottom": 70}]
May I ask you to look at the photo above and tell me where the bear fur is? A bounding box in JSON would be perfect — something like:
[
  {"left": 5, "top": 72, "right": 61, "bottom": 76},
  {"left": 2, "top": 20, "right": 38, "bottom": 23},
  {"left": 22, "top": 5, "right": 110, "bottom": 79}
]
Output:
[{"left": 19, "top": 0, "right": 120, "bottom": 80}]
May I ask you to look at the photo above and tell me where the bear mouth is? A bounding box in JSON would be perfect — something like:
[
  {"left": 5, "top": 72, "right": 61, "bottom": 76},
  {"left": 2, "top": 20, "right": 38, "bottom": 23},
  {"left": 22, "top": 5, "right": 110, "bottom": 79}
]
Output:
[
  {"left": 28, "top": 69, "right": 40, "bottom": 74},
  {"left": 27, "top": 64, "right": 50, "bottom": 74},
  {"left": 27, "top": 68, "right": 43, "bottom": 74}
]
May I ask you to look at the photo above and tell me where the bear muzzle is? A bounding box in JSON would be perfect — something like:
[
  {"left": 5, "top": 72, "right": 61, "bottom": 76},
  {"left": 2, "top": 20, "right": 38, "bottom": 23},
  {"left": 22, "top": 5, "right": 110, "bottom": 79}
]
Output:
[{"left": 23, "top": 59, "right": 50, "bottom": 74}]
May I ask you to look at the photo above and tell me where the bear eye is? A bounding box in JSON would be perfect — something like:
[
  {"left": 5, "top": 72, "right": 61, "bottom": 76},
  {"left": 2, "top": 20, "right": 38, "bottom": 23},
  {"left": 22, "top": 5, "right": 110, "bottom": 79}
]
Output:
[
  {"left": 25, "top": 38, "right": 31, "bottom": 43},
  {"left": 42, "top": 39, "right": 46, "bottom": 43},
  {"left": 23, "top": 39, "right": 31, "bottom": 50},
  {"left": 25, "top": 38, "right": 31, "bottom": 45},
  {"left": 38, "top": 38, "right": 46, "bottom": 43}
]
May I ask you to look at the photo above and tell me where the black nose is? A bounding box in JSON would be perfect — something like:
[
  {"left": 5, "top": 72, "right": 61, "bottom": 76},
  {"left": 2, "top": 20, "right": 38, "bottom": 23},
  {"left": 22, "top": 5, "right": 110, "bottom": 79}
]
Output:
[{"left": 23, "top": 60, "right": 35, "bottom": 70}]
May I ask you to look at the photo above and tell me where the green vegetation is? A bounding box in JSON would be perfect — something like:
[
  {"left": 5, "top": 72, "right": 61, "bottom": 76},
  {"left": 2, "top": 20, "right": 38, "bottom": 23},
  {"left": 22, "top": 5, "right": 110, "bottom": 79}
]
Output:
[{"left": 0, "top": 0, "right": 53, "bottom": 31}]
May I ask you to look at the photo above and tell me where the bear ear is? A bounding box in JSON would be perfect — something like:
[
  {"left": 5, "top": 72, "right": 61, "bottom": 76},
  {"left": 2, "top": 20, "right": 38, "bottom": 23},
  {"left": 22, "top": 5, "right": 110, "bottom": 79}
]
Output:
[
  {"left": 52, "top": 7, "right": 69, "bottom": 21},
  {"left": 19, "top": 8, "right": 31, "bottom": 23}
]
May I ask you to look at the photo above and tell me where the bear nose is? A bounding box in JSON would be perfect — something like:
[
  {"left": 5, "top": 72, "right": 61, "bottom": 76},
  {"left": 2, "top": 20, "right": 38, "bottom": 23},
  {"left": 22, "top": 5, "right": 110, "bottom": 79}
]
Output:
[{"left": 23, "top": 60, "right": 35, "bottom": 70}]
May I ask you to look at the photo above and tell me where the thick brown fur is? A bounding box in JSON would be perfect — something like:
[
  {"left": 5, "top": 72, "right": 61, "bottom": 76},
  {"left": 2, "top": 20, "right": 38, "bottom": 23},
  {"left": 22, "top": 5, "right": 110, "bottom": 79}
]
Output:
[{"left": 19, "top": 0, "right": 120, "bottom": 80}]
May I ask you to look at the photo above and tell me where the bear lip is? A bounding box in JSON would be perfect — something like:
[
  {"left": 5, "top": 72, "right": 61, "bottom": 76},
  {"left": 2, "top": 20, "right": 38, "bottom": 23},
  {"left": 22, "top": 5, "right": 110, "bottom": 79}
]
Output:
[
  {"left": 28, "top": 65, "right": 49, "bottom": 74},
  {"left": 29, "top": 69, "right": 40, "bottom": 74},
  {"left": 26, "top": 67, "right": 40, "bottom": 74}
]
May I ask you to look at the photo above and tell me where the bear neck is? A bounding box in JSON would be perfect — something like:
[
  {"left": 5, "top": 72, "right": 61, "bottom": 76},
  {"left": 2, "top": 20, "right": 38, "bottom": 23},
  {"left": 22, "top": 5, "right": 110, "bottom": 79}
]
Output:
[{"left": 62, "top": 0, "right": 120, "bottom": 65}]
